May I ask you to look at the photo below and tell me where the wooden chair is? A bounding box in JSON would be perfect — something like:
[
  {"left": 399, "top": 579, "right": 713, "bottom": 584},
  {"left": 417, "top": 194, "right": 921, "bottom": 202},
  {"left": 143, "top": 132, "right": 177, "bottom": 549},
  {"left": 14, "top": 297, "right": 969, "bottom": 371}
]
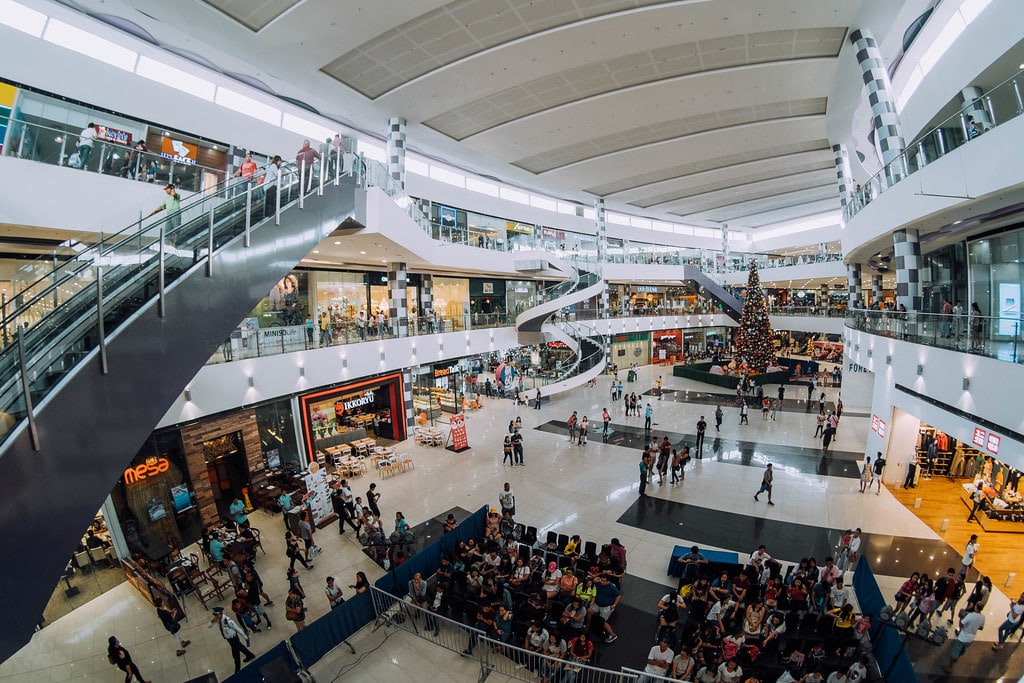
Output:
[
  {"left": 399, "top": 454, "right": 415, "bottom": 472},
  {"left": 378, "top": 461, "right": 395, "bottom": 478},
  {"left": 251, "top": 528, "right": 266, "bottom": 555},
  {"left": 195, "top": 575, "right": 222, "bottom": 610}
]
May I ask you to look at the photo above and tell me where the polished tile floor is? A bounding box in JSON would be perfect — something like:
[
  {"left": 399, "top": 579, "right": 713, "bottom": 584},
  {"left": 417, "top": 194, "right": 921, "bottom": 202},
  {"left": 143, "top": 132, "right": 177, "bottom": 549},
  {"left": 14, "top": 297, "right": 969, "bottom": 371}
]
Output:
[{"left": 0, "top": 362, "right": 1018, "bottom": 682}]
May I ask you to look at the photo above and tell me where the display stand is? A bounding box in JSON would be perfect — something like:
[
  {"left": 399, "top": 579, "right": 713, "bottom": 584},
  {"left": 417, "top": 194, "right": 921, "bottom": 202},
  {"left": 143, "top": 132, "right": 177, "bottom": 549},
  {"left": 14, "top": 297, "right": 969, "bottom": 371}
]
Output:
[{"left": 444, "top": 413, "right": 471, "bottom": 453}]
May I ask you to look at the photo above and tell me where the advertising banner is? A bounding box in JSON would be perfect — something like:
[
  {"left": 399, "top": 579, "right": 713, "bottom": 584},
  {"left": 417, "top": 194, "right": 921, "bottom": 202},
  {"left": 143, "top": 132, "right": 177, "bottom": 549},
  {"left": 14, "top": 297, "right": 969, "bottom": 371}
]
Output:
[
  {"left": 303, "top": 465, "right": 334, "bottom": 526},
  {"left": 447, "top": 413, "right": 470, "bottom": 453}
]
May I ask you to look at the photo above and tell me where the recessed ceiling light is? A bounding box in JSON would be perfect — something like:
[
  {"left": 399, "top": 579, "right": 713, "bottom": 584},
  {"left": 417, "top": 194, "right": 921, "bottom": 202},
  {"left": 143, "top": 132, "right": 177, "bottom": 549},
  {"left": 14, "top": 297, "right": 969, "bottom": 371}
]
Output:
[
  {"left": 334, "top": 240, "right": 341, "bottom": 245},
  {"left": 381, "top": 259, "right": 387, "bottom": 263},
  {"left": 312, "top": 250, "right": 319, "bottom": 254},
  {"left": 360, "top": 251, "right": 367, "bottom": 255}
]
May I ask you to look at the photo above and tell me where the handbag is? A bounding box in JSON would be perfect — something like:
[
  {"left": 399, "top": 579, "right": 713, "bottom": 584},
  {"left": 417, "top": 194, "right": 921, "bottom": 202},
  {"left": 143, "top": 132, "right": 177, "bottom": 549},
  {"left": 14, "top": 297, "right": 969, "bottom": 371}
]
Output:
[
  {"left": 286, "top": 604, "right": 302, "bottom": 621},
  {"left": 170, "top": 620, "right": 181, "bottom": 634}
]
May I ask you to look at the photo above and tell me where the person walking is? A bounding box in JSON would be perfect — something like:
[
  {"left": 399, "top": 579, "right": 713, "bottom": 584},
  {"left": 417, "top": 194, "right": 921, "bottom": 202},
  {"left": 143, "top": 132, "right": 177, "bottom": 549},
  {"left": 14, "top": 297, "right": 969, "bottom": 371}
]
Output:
[
  {"left": 639, "top": 454, "right": 649, "bottom": 497},
  {"left": 602, "top": 407, "right": 611, "bottom": 437},
  {"left": 859, "top": 457, "right": 872, "bottom": 493},
  {"left": 714, "top": 404, "right": 723, "bottom": 433},
  {"left": 366, "top": 482, "right": 382, "bottom": 517},
  {"left": 942, "top": 601, "right": 985, "bottom": 673},
  {"left": 535, "top": 388, "right": 542, "bottom": 409},
  {"left": 148, "top": 184, "right": 182, "bottom": 234},
  {"left": 211, "top": 606, "right": 255, "bottom": 673},
  {"left": 966, "top": 484, "right": 985, "bottom": 524},
  {"left": 155, "top": 597, "right": 190, "bottom": 657},
  {"left": 499, "top": 482, "right": 516, "bottom": 516},
  {"left": 739, "top": 401, "right": 749, "bottom": 425},
  {"left": 511, "top": 428, "right": 524, "bottom": 465},
  {"left": 107, "top": 636, "right": 150, "bottom": 683},
  {"left": 871, "top": 452, "right": 886, "bottom": 494},
  {"left": 695, "top": 416, "right": 707, "bottom": 455},
  {"left": 754, "top": 463, "right": 774, "bottom": 505},
  {"left": 959, "top": 535, "right": 980, "bottom": 580},
  {"left": 993, "top": 592, "right": 1024, "bottom": 649},
  {"left": 777, "top": 385, "right": 785, "bottom": 404},
  {"left": 644, "top": 403, "right": 653, "bottom": 431},
  {"left": 74, "top": 122, "right": 97, "bottom": 169}
]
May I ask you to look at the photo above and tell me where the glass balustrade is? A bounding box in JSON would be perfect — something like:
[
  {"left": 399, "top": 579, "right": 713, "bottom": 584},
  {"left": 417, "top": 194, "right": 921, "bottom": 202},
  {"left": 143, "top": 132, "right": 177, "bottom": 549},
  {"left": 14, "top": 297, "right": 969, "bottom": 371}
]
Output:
[
  {"left": 844, "top": 70, "right": 1024, "bottom": 222},
  {"left": 846, "top": 308, "right": 1024, "bottom": 364}
]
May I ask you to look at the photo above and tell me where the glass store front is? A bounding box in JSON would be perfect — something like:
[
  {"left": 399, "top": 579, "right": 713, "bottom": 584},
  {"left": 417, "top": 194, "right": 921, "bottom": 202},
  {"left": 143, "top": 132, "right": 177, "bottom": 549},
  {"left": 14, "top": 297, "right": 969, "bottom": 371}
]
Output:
[{"left": 299, "top": 372, "right": 408, "bottom": 460}]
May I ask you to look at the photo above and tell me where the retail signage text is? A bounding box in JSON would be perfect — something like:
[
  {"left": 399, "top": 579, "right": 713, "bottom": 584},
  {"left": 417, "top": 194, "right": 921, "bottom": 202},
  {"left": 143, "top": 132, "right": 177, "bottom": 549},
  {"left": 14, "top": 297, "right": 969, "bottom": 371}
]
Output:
[
  {"left": 124, "top": 457, "right": 170, "bottom": 484},
  {"left": 340, "top": 390, "right": 375, "bottom": 412}
]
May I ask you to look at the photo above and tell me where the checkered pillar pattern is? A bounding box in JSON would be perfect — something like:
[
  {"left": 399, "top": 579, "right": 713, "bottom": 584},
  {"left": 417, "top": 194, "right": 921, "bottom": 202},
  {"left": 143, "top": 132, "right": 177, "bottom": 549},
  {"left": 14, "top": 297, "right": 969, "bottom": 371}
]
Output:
[
  {"left": 832, "top": 143, "right": 854, "bottom": 208},
  {"left": 388, "top": 262, "right": 408, "bottom": 337},
  {"left": 872, "top": 274, "right": 884, "bottom": 306},
  {"left": 847, "top": 263, "right": 863, "bottom": 308},
  {"left": 228, "top": 145, "right": 245, "bottom": 176},
  {"left": 893, "top": 229, "right": 922, "bottom": 311},
  {"left": 595, "top": 198, "right": 609, "bottom": 314},
  {"left": 820, "top": 283, "right": 830, "bottom": 306},
  {"left": 959, "top": 86, "right": 992, "bottom": 129},
  {"left": 850, "top": 29, "right": 906, "bottom": 168},
  {"left": 419, "top": 274, "right": 433, "bottom": 320},
  {"left": 401, "top": 369, "right": 415, "bottom": 429},
  {"left": 386, "top": 117, "right": 406, "bottom": 189}
]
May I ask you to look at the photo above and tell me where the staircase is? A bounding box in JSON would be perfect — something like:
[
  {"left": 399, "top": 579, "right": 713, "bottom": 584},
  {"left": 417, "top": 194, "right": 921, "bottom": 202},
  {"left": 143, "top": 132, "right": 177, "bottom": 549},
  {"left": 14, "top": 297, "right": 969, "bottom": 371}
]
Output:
[
  {"left": 0, "top": 163, "right": 362, "bottom": 661},
  {"left": 514, "top": 266, "right": 608, "bottom": 394}
]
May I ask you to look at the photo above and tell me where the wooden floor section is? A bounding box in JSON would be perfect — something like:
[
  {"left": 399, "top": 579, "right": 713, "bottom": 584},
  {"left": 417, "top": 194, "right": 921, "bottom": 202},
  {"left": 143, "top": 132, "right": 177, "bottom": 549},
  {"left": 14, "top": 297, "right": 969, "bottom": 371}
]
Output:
[{"left": 892, "top": 475, "right": 1023, "bottom": 589}]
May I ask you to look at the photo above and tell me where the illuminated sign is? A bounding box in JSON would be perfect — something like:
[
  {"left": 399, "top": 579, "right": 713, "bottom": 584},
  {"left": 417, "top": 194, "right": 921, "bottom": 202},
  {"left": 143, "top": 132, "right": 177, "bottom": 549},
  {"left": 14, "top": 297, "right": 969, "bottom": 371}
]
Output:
[
  {"left": 96, "top": 125, "right": 132, "bottom": 146},
  {"left": 876, "top": 418, "right": 886, "bottom": 438},
  {"left": 870, "top": 415, "right": 879, "bottom": 434},
  {"left": 338, "top": 390, "right": 375, "bottom": 412},
  {"left": 634, "top": 286, "right": 659, "bottom": 293},
  {"left": 972, "top": 428, "right": 987, "bottom": 448},
  {"left": 987, "top": 433, "right": 1001, "bottom": 454},
  {"left": 160, "top": 137, "right": 198, "bottom": 165},
  {"left": 124, "top": 457, "right": 170, "bottom": 484},
  {"left": 433, "top": 363, "right": 460, "bottom": 379}
]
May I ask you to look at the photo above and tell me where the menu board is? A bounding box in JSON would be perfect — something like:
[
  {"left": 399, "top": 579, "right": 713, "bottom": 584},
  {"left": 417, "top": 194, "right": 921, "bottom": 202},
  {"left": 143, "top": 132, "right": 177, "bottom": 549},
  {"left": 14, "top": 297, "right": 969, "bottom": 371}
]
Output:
[
  {"left": 448, "top": 413, "right": 470, "bottom": 453},
  {"left": 303, "top": 465, "right": 334, "bottom": 526}
]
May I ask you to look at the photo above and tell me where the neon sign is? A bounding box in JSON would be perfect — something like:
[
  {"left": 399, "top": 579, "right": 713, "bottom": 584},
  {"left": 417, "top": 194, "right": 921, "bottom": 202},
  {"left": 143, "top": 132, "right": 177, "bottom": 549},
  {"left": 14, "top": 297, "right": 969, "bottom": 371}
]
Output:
[{"left": 124, "top": 457, "right": 170, "bottom": 485}]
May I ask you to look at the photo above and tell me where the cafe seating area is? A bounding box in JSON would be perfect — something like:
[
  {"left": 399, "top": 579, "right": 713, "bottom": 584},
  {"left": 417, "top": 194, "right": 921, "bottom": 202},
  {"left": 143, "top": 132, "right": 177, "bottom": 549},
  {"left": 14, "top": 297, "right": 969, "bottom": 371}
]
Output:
[{"left": 413, "top": 426, "right": 445, "bottom": 447}]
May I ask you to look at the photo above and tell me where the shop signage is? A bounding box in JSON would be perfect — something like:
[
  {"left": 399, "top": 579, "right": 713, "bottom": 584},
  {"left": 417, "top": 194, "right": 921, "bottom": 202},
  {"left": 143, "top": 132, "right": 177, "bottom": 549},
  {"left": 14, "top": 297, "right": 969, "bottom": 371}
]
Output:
[
  {"left": 506, "top": 221, "right": 532, "bottom": 235},
  {"left": 160, "top": 137, "right": 198, "bottom": 165},
  {"left": 546, "top": 341, "right": 569, "bottom": 349},
  {"left": 634, "top": 286, "right": 659, "bottom": 293},
  {"left": 339, "top": 390, "right": 375, "bottom": 412},
  {"left": 258, "top": 325, "right": 304, "bottom": 346},
  {"left": 124, "top": 457, "right": 170, "bottom": 484},
  {"left": 972, "top": 427, "right": 987, "bottom": 449},
  {"left": 542, "top": 227, "right": 565, "bottom": 239},
  {"left": 870, "top": 415, "right": 886, "bottom": 438},
  {"left": 96, "top": 125, "right": 132, "bottom": 146},
  {"left": 870, "top": 415, "right": 879, "bottom": 433},
  {"left": 987, "top": 433, "right": 1001, "bottom": 454},
  {"left": 448, "top": 412, "right": 470, "bottom": 453},
  {"left": 612, "top": 332, "right": 648, "bottom": 343},
  {"left": 433, "top": 362, "right": 460, "bottom": 379},
  {"left": 514, "top": 287, "right": 530, "bottom": 293}
]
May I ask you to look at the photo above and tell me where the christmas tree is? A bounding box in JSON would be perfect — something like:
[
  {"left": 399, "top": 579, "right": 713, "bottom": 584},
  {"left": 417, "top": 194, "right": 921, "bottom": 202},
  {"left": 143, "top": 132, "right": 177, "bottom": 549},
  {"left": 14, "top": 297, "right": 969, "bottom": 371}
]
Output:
[{"left": 735, "top": 260, "right": 774, "bottom": 373}]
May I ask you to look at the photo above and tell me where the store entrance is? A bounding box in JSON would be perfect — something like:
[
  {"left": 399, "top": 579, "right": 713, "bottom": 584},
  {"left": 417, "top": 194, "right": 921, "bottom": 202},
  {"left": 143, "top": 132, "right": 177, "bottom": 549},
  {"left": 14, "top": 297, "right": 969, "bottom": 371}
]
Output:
[{"left": 203, "top": 431, "right": 250, "bottom": 518}]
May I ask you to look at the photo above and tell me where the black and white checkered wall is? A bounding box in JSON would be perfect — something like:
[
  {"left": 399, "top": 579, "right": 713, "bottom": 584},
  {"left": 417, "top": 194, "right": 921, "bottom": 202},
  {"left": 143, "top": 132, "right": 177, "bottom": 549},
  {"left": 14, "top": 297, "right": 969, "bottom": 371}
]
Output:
[
  {"left": 872, "top": 274, "right": 884, "bottom": 306},
  {"left": 850, "top": 29, "right": 906, "bottom": 168},
  {"left": 387, "top": 117, "right": 406, "bottom": 189},
  {"left": 832, "top": 143, "right": 854, "bottom": 208},
  {"left": 847, "top": 263, "right": 863, "bottom": 308},
  {"left": 388, "top": 262, "right": 408, "bottom": 337},
  {"left": 420, "top": 274, "right": 433, "bottom": 319},
  {"left": 893, "top": 229, "right": 921, "bottom": 311},
  {"left": 401, "top": 369, "right": 414, "bottom": 428}
]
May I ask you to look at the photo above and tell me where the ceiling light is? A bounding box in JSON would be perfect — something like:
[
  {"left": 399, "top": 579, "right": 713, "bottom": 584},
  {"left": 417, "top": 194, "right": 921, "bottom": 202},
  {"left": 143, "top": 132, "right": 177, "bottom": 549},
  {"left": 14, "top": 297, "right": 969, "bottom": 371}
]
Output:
[
  {"left": 0, "top": 0, "right": 46, "bottom": 36},
  {"left": 312, "top": 250, "right": 319, "bottom": 254},
  {"left": 360, "top": 251, "right": 367, "bottom": 255},
  {"left": 215, "top": 87, "right": 281, "bottom": 125},
  {"left": 44, "top": 19, "right": 137, "bottom": 72},
  {"left": 135, "top": 55, "right": 215, "bottom": 101},
  {"left": 334, "top": 240, "right": 341, "bottom": 245}
]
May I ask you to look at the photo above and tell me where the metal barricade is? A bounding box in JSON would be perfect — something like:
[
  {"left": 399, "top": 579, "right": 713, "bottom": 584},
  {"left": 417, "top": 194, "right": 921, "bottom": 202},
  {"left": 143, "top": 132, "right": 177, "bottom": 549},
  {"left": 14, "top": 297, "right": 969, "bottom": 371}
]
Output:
[{"left": 367, "top": 585, "right": 485, "bottom": 657}]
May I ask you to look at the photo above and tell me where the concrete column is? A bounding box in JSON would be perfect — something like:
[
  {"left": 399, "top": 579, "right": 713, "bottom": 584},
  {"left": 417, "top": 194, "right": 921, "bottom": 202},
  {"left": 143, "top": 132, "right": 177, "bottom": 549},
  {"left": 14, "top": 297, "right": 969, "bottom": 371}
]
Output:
[
  {"left": 386, "top": 117, "right": 407, "bottom": 189},
  {"left": 832, "top": 143, "right": 854, "bottom": 209},
  {"left": 401, "top": 368, "right": 415, "bottom": 429},
  {"left": 893, "top": 229, "right": 922, "bottom": 311},
  {"left": 721, "top": 224, "right": 730, "bottom": 270},
  {"left": 388, "top": 262, "right": 409, "bottom": 337},
  {"left": 849, "top": 29, "right": 906, "bottom": 168},
  {"left": 419, "top": 274, "right": 433, "bottom": 332},
  {"left": 595, "top": 198, "right": 608, "bottom": 317},
  {"left": 847, "top": 263, "right": 863, "bottom": 308},
  {"left": 872, "top": 274, "right": 884, "bottom": 306},
  {"left": 820, "top": 283, "right": 830, "bottom": 308}
]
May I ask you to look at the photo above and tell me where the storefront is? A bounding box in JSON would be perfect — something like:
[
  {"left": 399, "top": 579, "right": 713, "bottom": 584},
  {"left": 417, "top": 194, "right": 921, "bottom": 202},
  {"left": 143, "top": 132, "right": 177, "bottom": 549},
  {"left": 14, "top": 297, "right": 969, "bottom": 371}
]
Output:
[
  {"left": 653, "top": 330, "right": 682, "bottom": 363},
  {"left": 628, "top": 285, "right": 664, "bottom": 314},
  {"left": 433, "top": 276, "right": 470, "bottom": 328},
  {"left": 299, "top": 372, "right": 407, "bottom": 459},
  {"left": 469, "top": 277, "right": 506, "bottom": 322},
  {"left": 884, "top": 409, "right": 1023, "bottom": 532},
  {"left": 610, "top": 331, "right": 652, "bottom": 367}
]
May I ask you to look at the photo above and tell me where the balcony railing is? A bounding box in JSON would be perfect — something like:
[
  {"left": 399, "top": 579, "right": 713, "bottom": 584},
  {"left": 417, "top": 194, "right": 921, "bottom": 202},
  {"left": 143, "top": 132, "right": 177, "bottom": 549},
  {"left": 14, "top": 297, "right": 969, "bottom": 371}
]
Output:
[
  {"left": 845, "top": 308, "right": 1023, "bottom": 364},
  {"left": 844, "top": 70, "right": 1024, "bottom": 222}
]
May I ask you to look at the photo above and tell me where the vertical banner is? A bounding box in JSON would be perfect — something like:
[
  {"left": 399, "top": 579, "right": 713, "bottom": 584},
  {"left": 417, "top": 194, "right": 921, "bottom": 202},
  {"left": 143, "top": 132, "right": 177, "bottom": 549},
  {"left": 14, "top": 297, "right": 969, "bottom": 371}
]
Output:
[
  {"left": 303, "top": 464, "right": 334, "bottom": 526},
  {"left": 447, "top": 413, "right": 470, "bottom": 453}
]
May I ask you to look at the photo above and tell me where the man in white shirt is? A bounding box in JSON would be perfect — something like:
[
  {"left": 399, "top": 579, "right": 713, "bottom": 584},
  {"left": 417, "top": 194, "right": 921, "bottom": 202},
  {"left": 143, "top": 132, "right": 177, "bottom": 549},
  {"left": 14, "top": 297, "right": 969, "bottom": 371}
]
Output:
[
  {"left": 846, "top": 655, "right": 869, "bottom": 682},
  {"left": 847, "top": 528, "right": 863, "bottom": 568},
  {"left": 959, "top": 534, "right": 980, "bottom": 580},
  {"left": 211, "top": 606, "right": 255, "bottom": 672},
  {"left": 643, "top": 639, "right": 674, "bottom": 679},
  {"left": 942, "top": 601, "right": 985, "bottom": 673},
  {"left": 499, "top": 482, "right": 516, "bottom": 516},
  {"left": 75, "top": 123, "right": 96, "bottom": 169}
]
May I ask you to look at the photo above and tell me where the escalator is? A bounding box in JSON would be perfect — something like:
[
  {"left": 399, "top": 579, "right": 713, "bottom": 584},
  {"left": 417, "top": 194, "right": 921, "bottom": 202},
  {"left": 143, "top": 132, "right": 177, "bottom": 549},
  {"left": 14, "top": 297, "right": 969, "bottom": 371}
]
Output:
[
  {"left": 680, "top": 265, "right": 743, "bottom": 321},
  {"left": 0, "top": 164, "right": 362, "bottom": 660}
]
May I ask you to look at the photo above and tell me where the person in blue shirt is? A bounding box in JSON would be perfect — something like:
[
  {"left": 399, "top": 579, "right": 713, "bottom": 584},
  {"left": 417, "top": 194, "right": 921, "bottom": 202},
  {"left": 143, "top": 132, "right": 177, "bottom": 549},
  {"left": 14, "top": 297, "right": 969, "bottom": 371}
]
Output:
[
  {"left": 644, "top": 403, "right": 653, "bottom": 431},
  {"left": 209, "top": 533, "right": 226, "bottom": 566},
  {"left": 278, "top": 492, "right": 292, "bottom": 519},
  {"left": 592, "top": 575, "right": 620, "bottom": 643},
  {"left": 229, "top": 498, "right": 248, "bottom": 528}
]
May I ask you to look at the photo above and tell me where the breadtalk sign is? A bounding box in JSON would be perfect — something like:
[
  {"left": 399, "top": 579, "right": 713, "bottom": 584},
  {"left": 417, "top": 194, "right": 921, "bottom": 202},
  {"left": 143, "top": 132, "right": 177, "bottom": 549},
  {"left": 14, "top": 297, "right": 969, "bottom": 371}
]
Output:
[{"left": 124, "top": 457, "right": 170, "bottom": 484}]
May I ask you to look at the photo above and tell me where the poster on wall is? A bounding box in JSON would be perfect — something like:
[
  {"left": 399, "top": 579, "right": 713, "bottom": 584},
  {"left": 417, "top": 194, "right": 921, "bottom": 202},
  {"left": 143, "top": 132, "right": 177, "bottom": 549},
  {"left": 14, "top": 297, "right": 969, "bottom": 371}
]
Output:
[
  {"left": 447, "top": 413, "right": 470, "bottom": 453},
  {"left": 998, "top": 283, "right": 1020, "bottom": 336},
  {"left": 303, "top": 465, "right": 334, "bottom": 527}
]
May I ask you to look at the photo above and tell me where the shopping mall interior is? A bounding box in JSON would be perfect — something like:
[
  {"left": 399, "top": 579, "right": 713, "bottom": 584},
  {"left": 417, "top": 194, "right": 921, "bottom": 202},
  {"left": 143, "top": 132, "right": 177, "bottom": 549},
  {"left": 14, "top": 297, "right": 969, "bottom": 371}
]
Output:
[{"left": 0, "top": 1, "right": 1023, "bottom": 682}]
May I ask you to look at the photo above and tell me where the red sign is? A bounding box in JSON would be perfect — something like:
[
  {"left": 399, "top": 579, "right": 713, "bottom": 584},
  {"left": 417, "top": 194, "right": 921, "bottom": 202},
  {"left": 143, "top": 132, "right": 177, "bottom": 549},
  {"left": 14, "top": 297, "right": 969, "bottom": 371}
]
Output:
[
  {"left": 876, "top": 419, "right": 886, "bottom": 438},
  {"left": 870, "top": 415, "right": 880, "bottom": 434},
  {"left": 96, "top": 125, "right": 132, "bottom": 146},
  {"left": 987, "top": 433, "right": 1001, "bottom": 454},
  {"left": 972, "top": 428, "right": 987, "bottom": 448},
  {"left": 449, "top": 413, "right": 470, "bottom": 453}
]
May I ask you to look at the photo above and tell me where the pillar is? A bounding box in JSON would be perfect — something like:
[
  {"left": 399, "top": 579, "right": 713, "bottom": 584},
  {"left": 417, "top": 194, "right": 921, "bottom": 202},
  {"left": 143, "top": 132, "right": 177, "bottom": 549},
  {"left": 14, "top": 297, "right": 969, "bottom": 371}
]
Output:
[
  {"left": 388, "top": 262, "right": 409, "bottom": 337},
  {"left": 872, "top": 274, "right": 884, "bottom": 306},
  {"left": 832, "top": 143, "right": 854, "bottom": 209},
  {"left": 847, "top": 263, "right": 863, "bottom": 309},
  {"left": 595, "top": 198, "right": 608, "bottom": 312},
  {"left": 401, "top": 368, "right": 415, "bottom": 429},
  {"left": 386, "top": 117, "right": 406, "bottom": 189},
  {"left": 819, "top": 283, "right": 830, "bottom": 309},
  {"left": 893, "top": 229, "right": 922, "bottom": 311},
  {"left": 419, "top": 274, "right": 434, "bottom": 322},
  {"left": 849, "top": 29, "right": 906, "bottom": 168},
  {"left": 721, "top": 224, "right": 730, "bottom": 270},
  {"left": 959, "top": 86, "right": 992, "bottom": 132}
]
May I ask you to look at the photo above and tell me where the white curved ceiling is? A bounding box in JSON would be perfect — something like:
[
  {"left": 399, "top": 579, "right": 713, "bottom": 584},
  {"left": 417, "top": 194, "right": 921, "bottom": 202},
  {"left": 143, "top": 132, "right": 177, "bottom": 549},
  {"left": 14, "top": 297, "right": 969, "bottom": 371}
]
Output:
[{"left": 58, "top": 0, "right": 872, "bottom": 230}]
